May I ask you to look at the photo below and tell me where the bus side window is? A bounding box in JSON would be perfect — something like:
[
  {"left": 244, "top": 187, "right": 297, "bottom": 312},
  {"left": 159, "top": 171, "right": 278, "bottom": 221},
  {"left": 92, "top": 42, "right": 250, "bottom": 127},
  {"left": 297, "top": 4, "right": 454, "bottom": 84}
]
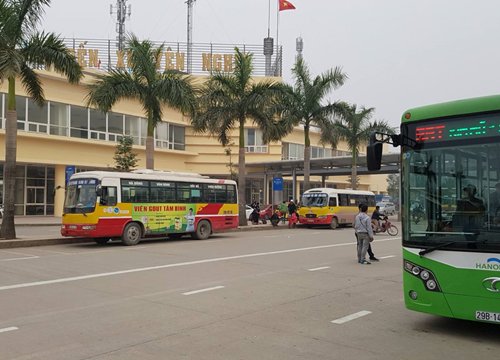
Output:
[
  {"left": 339, "top": 194, "right": 348, "bottom": 206},
  {"left": 100, "top": 186, "right": 117, "bottom": 206},
  {"left": 329, "top": 197, "right": 337, "bottom": 207}
]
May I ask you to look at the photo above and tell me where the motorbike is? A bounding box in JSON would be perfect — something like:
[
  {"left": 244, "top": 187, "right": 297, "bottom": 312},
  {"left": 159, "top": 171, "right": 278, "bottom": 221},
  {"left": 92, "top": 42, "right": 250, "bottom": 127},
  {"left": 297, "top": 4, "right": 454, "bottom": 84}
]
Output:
[
  {"left": 411, "top": 203, "right": 425, "bottom": 224},
  {"left": 372, "top": 216, "right": 398, "bottom": 236}
]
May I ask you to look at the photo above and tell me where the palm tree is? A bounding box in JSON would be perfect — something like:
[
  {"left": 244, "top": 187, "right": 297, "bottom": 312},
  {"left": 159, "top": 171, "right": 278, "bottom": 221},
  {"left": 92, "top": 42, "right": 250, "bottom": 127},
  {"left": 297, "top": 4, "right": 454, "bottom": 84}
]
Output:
[
  {"left": 87, "top": 35, "right": 197, "bottom": 170},
  {"left": 0, "top": 0, "right": 83, "bottom": 239},
  {"left": 193, "top": 48, "right": 290, "bottom": 226},
  {"left": 282, "top": 57, "right": 347, "bottom": 191},
  {"left": 328, "top": 103, "right": 394, "bottom": 189}
]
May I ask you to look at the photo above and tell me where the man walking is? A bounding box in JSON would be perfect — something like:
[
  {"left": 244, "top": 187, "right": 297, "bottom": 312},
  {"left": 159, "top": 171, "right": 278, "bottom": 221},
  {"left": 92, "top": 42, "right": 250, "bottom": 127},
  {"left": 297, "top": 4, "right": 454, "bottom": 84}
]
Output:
[{"left": 354, "top": 204, "right": 374, "bottom": 265}]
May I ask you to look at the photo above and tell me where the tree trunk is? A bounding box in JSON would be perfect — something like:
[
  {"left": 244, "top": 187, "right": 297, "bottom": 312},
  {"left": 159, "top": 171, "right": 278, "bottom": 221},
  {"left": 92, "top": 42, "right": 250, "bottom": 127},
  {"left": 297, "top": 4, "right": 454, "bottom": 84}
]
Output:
[
  {"left": 146, "top": 119, "right": 155, "bottom": 169},
  {"left": 303, "top": 125, "right": 311, "bottom": 191},
  {"left": 351, "top": 152, "right": 358, "bottom": 190},
  {"left": 1, "top": 78, "right": 18, "bottom": 239}
]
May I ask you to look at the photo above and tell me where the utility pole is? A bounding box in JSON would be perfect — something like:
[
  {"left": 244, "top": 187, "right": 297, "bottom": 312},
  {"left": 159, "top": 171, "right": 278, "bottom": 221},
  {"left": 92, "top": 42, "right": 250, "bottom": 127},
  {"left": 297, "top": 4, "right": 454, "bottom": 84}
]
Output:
[
  {"left": 110, "top": 0, "right": 131, "bottom": 51},
  {"left": 186, "top": 0, "right": 196, "bottom": 74}
]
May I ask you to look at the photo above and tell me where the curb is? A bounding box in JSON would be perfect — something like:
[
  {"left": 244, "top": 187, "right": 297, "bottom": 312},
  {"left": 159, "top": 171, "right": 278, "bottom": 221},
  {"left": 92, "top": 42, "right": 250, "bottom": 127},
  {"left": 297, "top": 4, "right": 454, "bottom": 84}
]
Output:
[{"left": 0, "top": 223, "right": 284, "bottom": 249}]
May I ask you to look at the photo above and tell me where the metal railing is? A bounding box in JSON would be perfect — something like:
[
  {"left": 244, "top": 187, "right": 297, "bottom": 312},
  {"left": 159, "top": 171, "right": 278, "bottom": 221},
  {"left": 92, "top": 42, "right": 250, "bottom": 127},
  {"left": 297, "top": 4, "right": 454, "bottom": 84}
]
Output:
[{"left": 64, "top": 38, "right": 283, "bottom": 77}]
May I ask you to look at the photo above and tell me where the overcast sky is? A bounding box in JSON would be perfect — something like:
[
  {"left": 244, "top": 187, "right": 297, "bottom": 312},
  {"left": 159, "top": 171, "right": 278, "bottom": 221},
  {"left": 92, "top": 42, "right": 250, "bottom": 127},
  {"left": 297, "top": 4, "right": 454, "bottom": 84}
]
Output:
[{"left": 43, "top": 0, "right": 500, "bottom": 129}]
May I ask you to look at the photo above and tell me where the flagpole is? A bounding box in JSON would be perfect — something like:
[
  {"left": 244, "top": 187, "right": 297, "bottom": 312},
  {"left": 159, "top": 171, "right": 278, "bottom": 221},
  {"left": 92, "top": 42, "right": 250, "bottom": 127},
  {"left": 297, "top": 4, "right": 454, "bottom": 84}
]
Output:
[
  {"left": 276, "top": 0, "right": 280, "bottom": 74},
  {"left": 267, "top": 0, "right": 271, "bottom": 37}
]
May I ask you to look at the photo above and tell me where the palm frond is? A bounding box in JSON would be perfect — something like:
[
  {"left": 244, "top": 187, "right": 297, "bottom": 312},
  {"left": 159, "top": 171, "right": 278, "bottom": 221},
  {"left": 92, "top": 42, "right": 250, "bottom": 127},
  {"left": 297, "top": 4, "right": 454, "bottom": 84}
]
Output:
[
  {"left": 156, "top": 72, "right": 197, "bottom": 117},
  {"left": 0, "top": 47, "right": 23, "bottom": 79},
  {"left": 86, "top": 70, "right": 141, "bottom": 112},
  {"left": 20, "top": 63, "right": 44, "bottom": 105},
  {"left": 17, "top": 0, "right": 51, "bottom": 38},
  {"left": 126, "top": 35, "right": 159, "bottom": 85},
  {"left": 233, "top": 47, "right": 253, "bottom": 92},
  {"left": 21, "top": 32, "right": 82, "bottom": 83}
]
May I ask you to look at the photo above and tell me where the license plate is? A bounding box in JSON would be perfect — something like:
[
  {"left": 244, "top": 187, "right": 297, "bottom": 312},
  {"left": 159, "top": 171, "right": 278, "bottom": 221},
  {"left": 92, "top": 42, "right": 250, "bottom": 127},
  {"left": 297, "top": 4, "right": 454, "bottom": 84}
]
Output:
[
  {"left": 68, "top": 225, "right": 77, "bottom": 230},
  {"left": 308, "top": 219, "right": 314, "bottom": 223},
  {"left": 475, "top": 311, "right": 500, "bottom": 323}
]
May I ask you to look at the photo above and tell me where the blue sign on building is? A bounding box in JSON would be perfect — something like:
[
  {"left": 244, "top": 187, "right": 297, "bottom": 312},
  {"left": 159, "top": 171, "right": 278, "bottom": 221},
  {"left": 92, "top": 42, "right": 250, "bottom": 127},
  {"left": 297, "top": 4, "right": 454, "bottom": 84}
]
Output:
[
  {"left": 273, "top": 177, "right": 284, "bottom": 191},
  {"left": 65, "top": 166, "right": 75, "bottom": 185}
]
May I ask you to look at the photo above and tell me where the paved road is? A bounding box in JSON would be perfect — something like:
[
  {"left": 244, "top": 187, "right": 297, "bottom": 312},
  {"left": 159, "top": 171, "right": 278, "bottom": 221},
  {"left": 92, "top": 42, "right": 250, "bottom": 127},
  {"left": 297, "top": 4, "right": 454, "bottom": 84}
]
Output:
[{"left": 0, "top": 226, "right": 498, "bottom": 359}]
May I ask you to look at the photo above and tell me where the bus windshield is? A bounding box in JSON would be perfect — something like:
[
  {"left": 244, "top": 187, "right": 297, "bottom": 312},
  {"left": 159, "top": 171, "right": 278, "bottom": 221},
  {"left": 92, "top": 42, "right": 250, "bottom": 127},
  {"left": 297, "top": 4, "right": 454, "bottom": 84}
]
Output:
[
  {"left": 301, "top": 193, "right": 328, "bottom": 207},
  {"left": 64, "top": 178, "right": 98, "bottom": 213},
  {"left": 402, "top": 131, "right": 500, "bottom": 253}
]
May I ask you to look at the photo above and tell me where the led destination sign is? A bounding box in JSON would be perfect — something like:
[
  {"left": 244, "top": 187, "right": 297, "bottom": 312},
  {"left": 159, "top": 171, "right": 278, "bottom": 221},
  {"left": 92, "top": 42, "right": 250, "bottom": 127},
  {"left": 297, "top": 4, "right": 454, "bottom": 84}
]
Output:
[{"left": 414, "top": 115, "right": 500, "bottom": 143}]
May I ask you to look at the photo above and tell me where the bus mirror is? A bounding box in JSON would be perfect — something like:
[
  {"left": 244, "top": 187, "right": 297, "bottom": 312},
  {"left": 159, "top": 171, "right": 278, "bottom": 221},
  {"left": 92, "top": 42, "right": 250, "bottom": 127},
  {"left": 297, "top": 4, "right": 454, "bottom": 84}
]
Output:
[
  {"left": 96, "top": 185, "right": 102, "bottom": 197},
  {"left": 367, "top": 142, "right": 382, "bottom": 171}
]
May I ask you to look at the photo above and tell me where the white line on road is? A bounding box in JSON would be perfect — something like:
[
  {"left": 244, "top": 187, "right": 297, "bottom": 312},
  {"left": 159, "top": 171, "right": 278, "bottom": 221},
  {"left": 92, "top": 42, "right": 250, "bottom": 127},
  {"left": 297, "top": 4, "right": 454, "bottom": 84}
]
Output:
[
  {"left": 182, "top": 285, "right": 225, "bottom": 295},
  {"left": 0, "top": 256, "right": 39, "bottom": 262},
  {"left": 1, "top": 249, "right": 37, "bottom": 257},
  {"left": 0, "top": 327, "right": 18, "bottom": 333},
  {"left": 308, "top": 266, "right": 330, "bottom": 271},
  {"left": 331, "top": 311, "right": 372, "bottom": 324},
  {"left": 0, "top": 237, "right": 400, "bottom": 292},
  {"left": 380, "top": 255, "right": 396, "bottom": 259}
]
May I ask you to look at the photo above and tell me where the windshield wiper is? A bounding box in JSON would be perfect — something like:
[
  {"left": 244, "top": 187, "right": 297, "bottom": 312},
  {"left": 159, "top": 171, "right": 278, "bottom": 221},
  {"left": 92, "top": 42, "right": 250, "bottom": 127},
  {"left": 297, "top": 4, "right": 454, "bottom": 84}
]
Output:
[{"left": 419, "top": 241, "right": 458, "bottom": 256}]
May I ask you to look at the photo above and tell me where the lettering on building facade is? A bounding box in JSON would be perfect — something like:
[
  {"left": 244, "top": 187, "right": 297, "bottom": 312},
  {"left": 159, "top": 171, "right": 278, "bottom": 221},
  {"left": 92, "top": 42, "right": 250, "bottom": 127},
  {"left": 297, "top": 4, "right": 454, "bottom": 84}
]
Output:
[{"left": 70, "top": 47, "right": 235, "bottom": 73}]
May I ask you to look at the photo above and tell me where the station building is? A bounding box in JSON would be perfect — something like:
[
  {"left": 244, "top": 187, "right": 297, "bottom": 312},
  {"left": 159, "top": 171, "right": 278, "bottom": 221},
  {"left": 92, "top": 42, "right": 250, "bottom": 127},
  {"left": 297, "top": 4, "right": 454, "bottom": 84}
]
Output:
[{"left": 0, "top": 39, "right": 388, "bottom": 217}]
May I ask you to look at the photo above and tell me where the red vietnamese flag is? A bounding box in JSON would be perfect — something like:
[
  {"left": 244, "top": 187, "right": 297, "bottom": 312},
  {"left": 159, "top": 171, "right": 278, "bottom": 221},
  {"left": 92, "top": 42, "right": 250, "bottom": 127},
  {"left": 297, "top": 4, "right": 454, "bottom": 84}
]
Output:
[{"left": 279, "top": 0, "right": 296, "bottom": 11}]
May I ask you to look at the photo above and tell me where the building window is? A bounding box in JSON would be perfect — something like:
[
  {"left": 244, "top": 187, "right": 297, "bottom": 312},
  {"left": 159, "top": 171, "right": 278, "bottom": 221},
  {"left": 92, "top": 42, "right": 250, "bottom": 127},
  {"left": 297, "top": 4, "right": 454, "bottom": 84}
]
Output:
[
  {"left": 69, "top": 105, "right": 89, "bottom": 139},
  {"left": 16, "top": 96, "right": 27, "bottom": 130},
  {"left": 49, "top": 101, "right": 69, "bottom": 136},
  {"left": 0, "top": 93, "right": 4, "bottom": 129},
  {"left": 282, "top": 142, "right": 304, "bottom": 160},
  {"left": 245, "top": 129, "right": 267, "bottom": 153},
  {"left": 125, "top": 115, "right": 143, "bottom": 145},
  {"left": 155, "top": 122, "right": 185, "bottom": 150},
  {"left": 89, "top": 109, "right": 107, "bottom": 140},
  {"left": 169, "top": 124, "right": 185, "bottom": 150},
  {"left": 108, "top": 112, "right": 124, "bottom": 142},
  {"left": 27, "top": 98, "right": 48, "bottom": 134},
  {"left": 155, "top": 122, "right": 169, "bottom": 149},
  {"left": 311, "top": 146, "right": 333, "bottom": 159}
]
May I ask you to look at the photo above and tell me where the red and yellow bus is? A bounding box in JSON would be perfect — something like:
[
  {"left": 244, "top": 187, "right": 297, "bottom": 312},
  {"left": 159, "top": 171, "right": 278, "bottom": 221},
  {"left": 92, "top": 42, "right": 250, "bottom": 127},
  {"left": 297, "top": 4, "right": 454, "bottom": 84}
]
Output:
[
  {"left": 61, "top": 170, "right": 238, "bottom": 245},
  {"left": 298, "top": 188, "right": 376, "bottom": 229}
]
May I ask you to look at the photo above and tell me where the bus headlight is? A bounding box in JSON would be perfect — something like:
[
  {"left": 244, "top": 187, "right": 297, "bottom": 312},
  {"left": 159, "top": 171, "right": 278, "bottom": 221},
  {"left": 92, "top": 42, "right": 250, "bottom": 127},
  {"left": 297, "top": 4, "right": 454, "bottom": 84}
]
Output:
[
  {"left": 409, "top": 290, "right": 418, "bottom": 300},
  {"left": 420, "top": 270, "right": 430, "bottom": 281},
  {"left": 404, "top": 260, "right": 441, "bottom": 292},
  {"left": 426, "top": 279, "right": 437, "bottom": 291}
]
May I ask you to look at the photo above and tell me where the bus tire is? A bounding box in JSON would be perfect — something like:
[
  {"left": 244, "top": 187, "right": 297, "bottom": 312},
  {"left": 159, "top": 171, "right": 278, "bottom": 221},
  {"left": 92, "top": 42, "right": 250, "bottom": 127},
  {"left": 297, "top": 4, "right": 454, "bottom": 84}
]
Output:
[
  {"left": 387, "top": 225, "right": 399, "bottom": 236},
  {"left": 330, "top": 218, "right": 338, "bottom": 229},
  {"left": 193, "top": 220, "right": 211, "bottom": 240},
  {"left": 94, "top": 238, "right": 110, "bottom": 245},
  {"left": 122, "top": 222, "right": 142, "bottom": 246}
]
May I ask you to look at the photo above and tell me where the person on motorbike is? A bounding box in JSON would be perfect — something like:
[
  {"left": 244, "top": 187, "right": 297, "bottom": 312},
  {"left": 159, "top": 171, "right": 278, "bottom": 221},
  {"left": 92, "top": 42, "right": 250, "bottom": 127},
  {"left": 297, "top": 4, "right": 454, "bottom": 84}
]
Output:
[{"left": 371, "top": 205, "right": 384, "bottom": 232}]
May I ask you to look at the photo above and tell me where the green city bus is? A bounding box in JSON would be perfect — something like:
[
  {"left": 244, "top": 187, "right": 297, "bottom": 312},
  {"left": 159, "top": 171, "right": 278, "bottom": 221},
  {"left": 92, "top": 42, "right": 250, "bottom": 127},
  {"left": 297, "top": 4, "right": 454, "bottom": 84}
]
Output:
[{"left": 369, "top": 95, "right": 500, "bottom": 324}]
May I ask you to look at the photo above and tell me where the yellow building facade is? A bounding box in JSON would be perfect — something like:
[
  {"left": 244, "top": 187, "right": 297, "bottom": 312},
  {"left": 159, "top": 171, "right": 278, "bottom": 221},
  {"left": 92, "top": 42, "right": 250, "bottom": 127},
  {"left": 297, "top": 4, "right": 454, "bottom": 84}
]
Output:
[{"left": 0, "top": 69, "right": 388, "bottom": 217}]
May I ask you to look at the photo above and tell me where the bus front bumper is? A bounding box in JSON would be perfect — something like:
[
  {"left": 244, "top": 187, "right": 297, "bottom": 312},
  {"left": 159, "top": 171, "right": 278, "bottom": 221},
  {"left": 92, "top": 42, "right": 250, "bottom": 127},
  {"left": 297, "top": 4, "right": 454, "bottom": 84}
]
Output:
[{"left": 298, "top": 216, "right": 332, "bottom": 225}]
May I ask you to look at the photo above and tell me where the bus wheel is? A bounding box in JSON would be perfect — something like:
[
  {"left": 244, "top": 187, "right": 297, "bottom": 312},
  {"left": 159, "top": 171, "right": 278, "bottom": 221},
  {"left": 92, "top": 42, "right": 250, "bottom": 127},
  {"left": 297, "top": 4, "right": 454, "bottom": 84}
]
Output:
[
  {"left": 94, "top": 238, "right": 110, "bottom": 245},
  {"left": 194, "top": 220, "right": 211, "bottom": 240},
  {"left": 122, "top": 222, "right": 142, "bottom": 246},
  {"left": 330, "top": 218, "right": 338, "bottom": 230}
]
